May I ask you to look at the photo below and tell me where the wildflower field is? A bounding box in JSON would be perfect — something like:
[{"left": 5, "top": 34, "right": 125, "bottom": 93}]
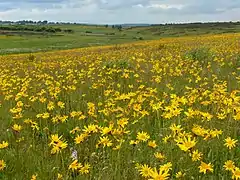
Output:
[{"left": 0, "top": 33, "right": 240, "bottom": 180}]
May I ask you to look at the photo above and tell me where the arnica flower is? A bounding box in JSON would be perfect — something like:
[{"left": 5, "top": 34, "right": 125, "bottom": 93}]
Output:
[
  {"left": 160, "top": 162, "right": 172, "bottom": 172},
  {"left": 83, "top": 124, "right": 98, "bottom": 134},
  {"left": 70, "top": 126, "right": 80, "bottom": 134},
  {"left": 137, "top": 164, "right": 152, "bottom": 178},
  {"left": 49, "top": 134, "right": 62, "bottom": 146},
  {"left": 68, "top": 160, "right": 82, "bottom": 171},
  {"left": 176, "top": 136, "right": 197, "bottom": 152},
  {"left": 199, "top": 162, "right": 214, "bottom": 174},
  {"left": 232, "top": 167, "right": 240, "bottom": 180},
  {"left": 0, "top": 141, "right": 9, "bottom": 149},
  {"left": 31, "top": 174, "right": 37, "bottom": 180},
  {"left": 50, "top": 141, "right": 68, "bottom": 154},
  {"left": 149, "top": 164, "right": 171, "bottom": 180},
  {"left": 154, "top": 152, "right": 165, "bottom": 161},
  {"left": 74, "top": 133, "right": 89, "bottom": 144},
  {"left": 57, "top": 101, "right": 65, "bottom": 109},
  {"left": 224, "top": 137, "right": 238, "bottom": 149},
  {"left": 170, "top": 123, "right": 183, "bottom": 137},
  {"left": 57, "top": 173, "right": 63, "bottom": 180},
  {"left": 130, "top": 140, "right": 139, "bottom": 146},
  {"left": 148, "top": 140, "right": 157, "bottom": 148},
  {"left": 79, "top": 163, "right": 91, "bottom": 175},
  {"left": 42, "top": 112, "right": 50, "bottom": 119},
  {"left": 12, "top": 124, "right": 22, "bottom": 132},
  {"left": 190, "top": 149, "right": 203, "bottom": 162},
  {"left": 136, "top": 131, "right": 150, "bottom": 142},
  {"left": 176, "top": 171, "right": 186, "bottom": 179},
  {"left": 97, "top": 136, "right": 113, "bottom": 147},
  {"left": 224, "top": 160, "right": 235, "bottom": 172},
  {"left": 0, "top": 160, "right": 6, "bottom": 171},
  {"left": 49, "top": 134, "right": 68, "bottom": 154},
  {"left": 162, "top": 135, "right": 171, "bottom": 143}
]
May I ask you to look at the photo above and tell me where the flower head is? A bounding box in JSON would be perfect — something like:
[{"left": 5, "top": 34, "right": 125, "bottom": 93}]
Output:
[{"left": 199, "top": 161, "right": 213, "bottom": 174}]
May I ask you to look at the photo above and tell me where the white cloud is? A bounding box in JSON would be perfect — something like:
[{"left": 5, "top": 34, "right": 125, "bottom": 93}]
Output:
[
  {"left": 0, "top": 0, "right": 239, "bottom": 23},
  {"left": 147, "top": 4, "right": 184, "bottom": 10}
]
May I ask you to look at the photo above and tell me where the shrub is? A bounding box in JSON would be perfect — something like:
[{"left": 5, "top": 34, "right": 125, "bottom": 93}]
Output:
[
  {"left": 185, "top": 47, "right": 215, "bottom": 67},
  {"left": 103, "top": 59, "right": 132, "bottom": 69},
  {"left": 28, "top": 54, "right": 36, "bottom": 62}
]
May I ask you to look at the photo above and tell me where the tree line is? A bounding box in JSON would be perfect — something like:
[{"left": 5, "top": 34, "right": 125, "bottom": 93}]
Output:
[{"left": 0, "top": 25, "right": 74, "bottom": 33}]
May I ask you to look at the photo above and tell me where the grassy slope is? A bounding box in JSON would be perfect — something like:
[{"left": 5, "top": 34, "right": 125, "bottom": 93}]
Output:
[
  {"left": 1, "top": 23, "right": 240, "bottom": 54},
  {"left": 0, "top": 33, "right": 239, "bottom": 179}
]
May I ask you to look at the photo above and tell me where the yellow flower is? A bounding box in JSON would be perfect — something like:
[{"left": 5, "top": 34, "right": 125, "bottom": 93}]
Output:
[
  {"left": 170, "top": 124, "right": 183, "bottom": 136},
  {"left": 190, "top": 149, "right": 203, "bottom": 162},
  {"left": 49, "top": 134, "right": 61, "bottom": 146},
  {"left": 137, "top": 131, "right": 150, "bottom": 142},
  {"left": 162, "top": 135, "right": 171, "bottom": 143},
  {"left": 130, "top": 140, "right": 139, "bottom": 145},
  {"left": 101, "top": 125, "right": 113, "bottom": 135},
  {"left": 148, "top": 140, "right": 157, "bottom": 148},
  {"left": 160, "top": 162, "right": 172, "bottom": 172},
  {"left": 176, "top": 136, "right": 197, "bottom": 152},
  {"left": 51, "top": 141, "right": 68, "bottom": 154},
  {"left": 12, "top": 124, "right": 22, "bottom": 132},
  {"left": 70, "top": 126, "right": 81, "bottom": 134},
  {"left": 49, "top": 134, "right": 68, "bottom": 154},
  {"left": 68, "top": 160, "right": 82, "bottom": 171},
  {"left": 209, "top": 129, "right": 222, "bottom": 139},
  {"left": 42, "top": 112, "right": 50, "bottom": 119},
  {"left": 0, "top": 141, "right": 9, "bottom": 149},
  {"left": 154, "top": 152, "right": 165, "bottom": 161},
  {"left": 31, "top": 174, "right": 37, "bottom": 180},
  {"left": 192, "top": 124, "right": 207, "bottom": 137},
  {"left": 83, "top": 124, "right": 98, "bottom": 134},
  {"left": 224, "top": 137, "right": 238, "bottom": 149},
  {"left": 133, "top": 103, "right": 141, "bottom": 112},
  {"left": 75, "top": 133, "right": 88, "bottom": 144},
  {"left": 0, "top": 160, "right": 6, "bottom": 171},
  {"left": 138, "top": 164, "right": 152, "bottom": 178},
  {"left": 16, "top": 101, "right": 23, "bottom": 107},
  {"left": 47, "top": 101, "right": 55, "bottom": 111},
  {"left": 117, "top": 118, "right": 129, "bottom": 128},
  {"left": 57, "top": 101, "right": 65, "bottom": 109},
  {"left": 97, "top": 136, "right": 113, "bottom": 147},
  {"left": 70, "top": 111, "right": 79, "bottom": 118},
  {"left": 176, "top": 171, "right": 186, "bottom": 179},
  {"left": 149, "top": 165, "right": 171, "bottom": 180},
  {"left": 232, "top": 167, "right": 240, "bottom": 180},
  {"left": 79, "top": 163, "right": 91, "bottom": 174},
  {"left": 223, "top": 160, "right": 235, "bottom": 172},
  {"left": 57, "top": 173, "right": 63, "bottom": 180},
  {"left": 199, "top": 162, "right": 213, "bottom": 174}
]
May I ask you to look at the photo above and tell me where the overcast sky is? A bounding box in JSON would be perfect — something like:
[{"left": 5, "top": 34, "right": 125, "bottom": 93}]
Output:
[{"left": 0, "top": 0, "right": 239, "bottom": 24}]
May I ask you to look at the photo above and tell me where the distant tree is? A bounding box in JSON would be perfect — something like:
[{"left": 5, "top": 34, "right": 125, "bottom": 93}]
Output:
[
  {"left": 43, "top": 20, "right": 48, "bottom": 24},
  {"left": 112, "top": 25, "right": 115, "bottom": 29},
  {"left": 55, "top": 28, "right": 62, "bottom": 32},
  {"left": 64, "top": 29, "right": 74, "bottom": 33},
  {"left": 105, "top": 24, "right": 108, "bottom": 28},
  {"left": 117, "top": 25, "right": 122, "bottom": 31}
]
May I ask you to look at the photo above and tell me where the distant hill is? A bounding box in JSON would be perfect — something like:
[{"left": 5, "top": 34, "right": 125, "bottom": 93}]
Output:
[
  {"left": 1, "top": 20, "right": 240, "bottom": 28},
  {"left": 118, "top": 24, "right": 151, "bottom": 27}
]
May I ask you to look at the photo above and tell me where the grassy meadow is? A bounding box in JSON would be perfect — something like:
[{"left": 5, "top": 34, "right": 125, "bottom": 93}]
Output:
[
  {"left": 0, "top": 33, "right": 240, "bottom": 180},
  {"left": 1, "top": 22, "right": 240, "bottom": 54}
]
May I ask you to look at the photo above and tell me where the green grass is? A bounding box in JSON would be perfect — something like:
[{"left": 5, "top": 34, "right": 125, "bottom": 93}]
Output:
[
  {"left": 1, "top": 23, "right": 240, "bottom": 55},
  {"left": 0, "top": 32, "right": 240, "bottom": 179}
]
